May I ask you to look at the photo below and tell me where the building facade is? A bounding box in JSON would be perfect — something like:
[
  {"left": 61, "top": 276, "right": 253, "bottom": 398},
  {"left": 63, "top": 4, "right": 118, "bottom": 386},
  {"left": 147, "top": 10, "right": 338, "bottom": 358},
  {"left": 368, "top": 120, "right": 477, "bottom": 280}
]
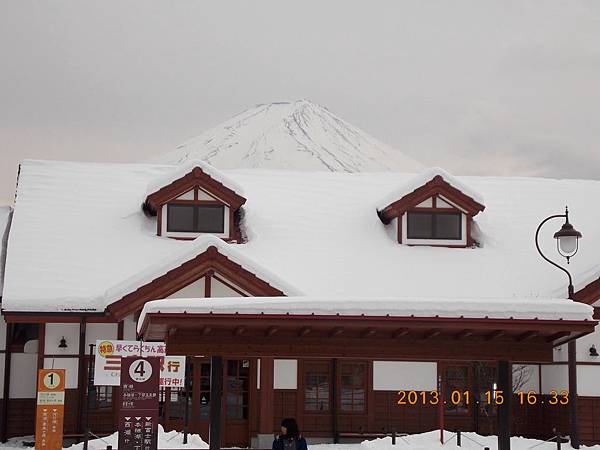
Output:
[{"left": 0, "top": 160, "right": 599, "bottom": 446}]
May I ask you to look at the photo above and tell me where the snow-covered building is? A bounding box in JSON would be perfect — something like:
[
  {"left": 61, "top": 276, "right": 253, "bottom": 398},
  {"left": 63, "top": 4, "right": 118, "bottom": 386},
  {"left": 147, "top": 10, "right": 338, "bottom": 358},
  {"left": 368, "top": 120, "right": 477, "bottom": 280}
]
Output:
[{"left": 0, "top": 102, "right": 598, "bottom": 448}]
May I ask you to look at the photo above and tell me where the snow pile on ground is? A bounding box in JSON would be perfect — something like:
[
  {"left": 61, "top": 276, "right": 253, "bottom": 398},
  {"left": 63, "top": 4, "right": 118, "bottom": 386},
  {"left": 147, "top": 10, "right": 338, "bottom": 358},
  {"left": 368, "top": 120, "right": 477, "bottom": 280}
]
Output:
[
  {"left": 159, "top": 100, "right": 425, "bottom": 173},
  {"left": 313, "top": 431, "right": 600, "bottom": 450},
  {"left": 64, "top": 426, "right": 208, "bottom": 450}
]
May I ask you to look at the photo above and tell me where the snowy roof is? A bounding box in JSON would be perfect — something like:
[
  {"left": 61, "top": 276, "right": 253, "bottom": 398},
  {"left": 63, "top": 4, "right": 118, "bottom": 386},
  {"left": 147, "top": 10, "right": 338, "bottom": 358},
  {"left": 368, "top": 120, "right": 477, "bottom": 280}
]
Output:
[
  {"left": 376, "top": 167, "right": 485, "bottom": 211},
  {"left": 0, "top": 206, "right": 12, "bottom": 297},
  {"left": 3, "top": 159, "right": 600, "bottom": 313},
  {"left": 138, "top": 296, "right": 595, "bottom": 332},
  {"left": 105, "top": 234, "right": 302, "bottom": 308},
  {"left": 145, "top": 159, "right": 245, "bottom": 198}
]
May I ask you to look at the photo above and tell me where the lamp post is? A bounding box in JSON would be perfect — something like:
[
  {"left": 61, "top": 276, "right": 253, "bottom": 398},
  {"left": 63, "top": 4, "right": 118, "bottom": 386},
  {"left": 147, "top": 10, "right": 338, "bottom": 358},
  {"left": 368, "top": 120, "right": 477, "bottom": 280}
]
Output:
[{"left": 535, "top": 206, "right": 582, "bottom": 449}]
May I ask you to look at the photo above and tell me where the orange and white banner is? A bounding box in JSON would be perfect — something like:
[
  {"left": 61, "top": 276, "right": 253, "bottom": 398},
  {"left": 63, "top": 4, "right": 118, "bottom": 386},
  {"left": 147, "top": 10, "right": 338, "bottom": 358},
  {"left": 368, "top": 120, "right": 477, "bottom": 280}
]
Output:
[{"left": 35, "top": 369, "right": 65, "bottom": 450}]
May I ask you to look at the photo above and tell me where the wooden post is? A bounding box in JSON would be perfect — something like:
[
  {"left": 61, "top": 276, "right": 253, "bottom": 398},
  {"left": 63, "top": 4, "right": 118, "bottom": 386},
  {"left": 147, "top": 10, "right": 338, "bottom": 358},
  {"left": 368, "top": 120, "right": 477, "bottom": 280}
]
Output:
[
  {"left": 77, "top": 318, "right": 87, "bottom": 434},
  {"left": 438, "top": 373, "right": 444, "bottom": 444},
  {"left": 258, "top": 357, "right": 274, "bottom": 434},
  {"left": 332, "top": 359, "right": 338, "bottom": 444},
  {"left": 568, "top": 341, "right": 579, "bottom": 449},
  {"left": 209, "top": 356, "right": 223, "bottom": 450},
  {"left": 497, "top": 360, "right": 512, "bottom": 450}
]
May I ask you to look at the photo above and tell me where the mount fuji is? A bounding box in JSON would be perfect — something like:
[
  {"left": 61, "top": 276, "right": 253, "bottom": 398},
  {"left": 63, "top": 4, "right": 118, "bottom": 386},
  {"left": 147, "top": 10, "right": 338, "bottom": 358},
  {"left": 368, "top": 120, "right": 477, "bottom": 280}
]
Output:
[{"left": 159, "top": 100, "right": 424, "bottom": 173}]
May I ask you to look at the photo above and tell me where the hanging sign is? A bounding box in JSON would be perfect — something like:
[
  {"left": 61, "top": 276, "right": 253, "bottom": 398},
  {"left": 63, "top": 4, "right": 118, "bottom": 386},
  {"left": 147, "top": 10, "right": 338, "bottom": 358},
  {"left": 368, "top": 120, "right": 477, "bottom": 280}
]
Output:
[
  {"left": 159, "top": 355, "right": 186, "bottom": 387},
  {"left": 94, "top": 340, "right": 168, "bottom": 386},
  {"left": 118, "top": 357, "right": 160, "bottom": 450},
  {"left": 35, "top": 369, "right": 65, "bottom": 450}
]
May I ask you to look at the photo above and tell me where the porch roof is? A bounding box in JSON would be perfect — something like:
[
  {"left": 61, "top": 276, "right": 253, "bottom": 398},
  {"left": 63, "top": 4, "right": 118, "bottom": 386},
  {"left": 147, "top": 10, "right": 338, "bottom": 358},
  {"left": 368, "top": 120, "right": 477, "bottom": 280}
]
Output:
[{"left": 138, "top": 296, "right": 596, "bottom": 362}]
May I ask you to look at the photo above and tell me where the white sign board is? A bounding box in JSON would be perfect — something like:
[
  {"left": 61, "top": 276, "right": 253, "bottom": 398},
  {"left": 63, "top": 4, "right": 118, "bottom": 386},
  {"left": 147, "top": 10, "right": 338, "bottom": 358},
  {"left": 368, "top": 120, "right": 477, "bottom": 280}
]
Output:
[{"left": 94, "top": 340, "right": 185, "bottom": 387}]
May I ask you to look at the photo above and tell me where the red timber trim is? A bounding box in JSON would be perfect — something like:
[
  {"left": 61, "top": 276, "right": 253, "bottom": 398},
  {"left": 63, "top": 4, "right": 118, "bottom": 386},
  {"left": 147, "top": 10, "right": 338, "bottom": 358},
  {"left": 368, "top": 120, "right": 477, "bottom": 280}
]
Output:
[
  {"left": 37, "top": 323, "right": 45, "bottom": 372},
  {"left": 106, "top": 245, "right": 286, "bottom": 320},
  {"left": 212, "top": 273, "right": 250, "bottom": 297},
  {"left": 145, "top": 166, "right": 246, "bottom": 214},
  {"left": 2, "top": 313, "right": 112, "bottom": 323},
  {"left": 573, "top": 277, "right": 600, "bottom": 305},
  {"left": 144, "top": 313, "right": 596, "bottom": 362},
  {"left": 378, "top": 175, "right": 485, "bottom": 224}
]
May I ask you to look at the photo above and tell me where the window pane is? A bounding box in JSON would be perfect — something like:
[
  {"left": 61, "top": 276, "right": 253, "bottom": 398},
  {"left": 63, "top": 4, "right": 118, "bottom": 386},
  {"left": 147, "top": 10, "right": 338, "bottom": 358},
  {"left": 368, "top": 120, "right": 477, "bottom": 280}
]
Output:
[
  {"left": 196, "top": 205, "right": 225, "bottom": 233},
  {"left": 435, "top": 213, "right": 461, "bottom": 239},
  {"left": 167, "top": 204, "right": 195, "bottom": 232},
  {"left": 407, "top": 213, "right": 433, "bottom": 239}
]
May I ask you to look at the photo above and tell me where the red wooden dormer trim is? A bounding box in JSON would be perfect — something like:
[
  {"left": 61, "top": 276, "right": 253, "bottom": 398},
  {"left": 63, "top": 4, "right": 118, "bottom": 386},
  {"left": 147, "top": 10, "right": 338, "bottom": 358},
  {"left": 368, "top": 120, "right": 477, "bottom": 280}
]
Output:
[
  {"left": 144, "top": 165, "right": 247, "bottom": 241},
  {"left": 573, "top": 276, "right": 600, "bottom": 305},
  {"left": 378, "top": 175, "right": 485, "bottom": 224},
  {"left": 145, "top": 166, "right": 246, "bottom": 215},
  {"left": 106, "top": 245, "right": 286, "bottom": 320},
  {"left": 378, "top": 173, "right": 485, "bottom": 248}
]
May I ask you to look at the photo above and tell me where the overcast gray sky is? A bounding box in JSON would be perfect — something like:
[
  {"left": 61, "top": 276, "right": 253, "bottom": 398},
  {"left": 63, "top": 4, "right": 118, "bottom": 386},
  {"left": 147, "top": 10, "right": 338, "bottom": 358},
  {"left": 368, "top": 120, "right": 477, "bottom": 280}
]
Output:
[{"left": 1, "top": 1, "right": 599, "bottom": 205}]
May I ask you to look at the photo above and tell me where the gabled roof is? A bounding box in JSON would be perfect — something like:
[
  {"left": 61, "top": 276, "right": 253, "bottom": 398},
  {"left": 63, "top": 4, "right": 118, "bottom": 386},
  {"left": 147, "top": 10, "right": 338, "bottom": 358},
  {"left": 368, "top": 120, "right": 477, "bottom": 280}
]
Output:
[
  {"left": 106, "top": 235, "right": 302, "bottom": 319},
  {"left": 3, "top": 160, "right": 600, "bottom": 313},
  {"left": 145, "top": 160, "right": 246, "bottom": 214},
  {"left": 377, "top": 168, "right": 485, "bottom": 223}
]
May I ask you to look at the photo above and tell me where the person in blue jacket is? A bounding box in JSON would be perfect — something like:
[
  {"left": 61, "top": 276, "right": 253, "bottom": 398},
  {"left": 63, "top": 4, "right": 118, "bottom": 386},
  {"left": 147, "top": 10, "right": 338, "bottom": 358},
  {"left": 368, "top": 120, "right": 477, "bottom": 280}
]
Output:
[{"left": 272, "top": 418, "right": 308, "bottom": 450}]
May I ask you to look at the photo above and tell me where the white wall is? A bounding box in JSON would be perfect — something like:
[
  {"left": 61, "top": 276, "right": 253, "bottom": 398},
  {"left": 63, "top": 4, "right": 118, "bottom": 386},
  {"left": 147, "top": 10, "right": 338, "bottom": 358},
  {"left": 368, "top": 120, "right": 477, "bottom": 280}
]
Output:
[
  {"left": 540, "top": 365, "right": 568, "bottom": 394},
  {"left": 373, "top": 361, "right": 437, "bottom": 391},
  {"left": 123, "top": 314, "right": 137, "bottom": 340},
  {"left": 45, "top": 323, "right": 79, "bottom": 356},
  {"left": 168, "top": 278, "right": 206, "bottom": 298},
  {"left": 211, "top": 277, "right": 246, "bottom": 297},
  {"left": 9, "top": 353, "right": 37, "bottom": 398},
  {"left": 0, "top": 319, "right": 6, "bottom": 351},
  {"left": 43, "top": 357, "right": 79, "bottom": 389},
  {"left": 86, "top": 323, "right": 118, "bottom": 347},
  {"left": 274, "top": 360, "right": 297, "bottom": 389},
  {"left": 578, "top": 365, "right": 600, "bottom": 396}
]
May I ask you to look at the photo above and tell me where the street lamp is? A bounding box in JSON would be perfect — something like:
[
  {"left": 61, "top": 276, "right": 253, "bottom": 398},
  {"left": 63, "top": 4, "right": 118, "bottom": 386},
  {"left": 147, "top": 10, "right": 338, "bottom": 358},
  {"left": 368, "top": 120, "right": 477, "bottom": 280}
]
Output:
[{"left": 535, "top": 206, "right": 582, "bottom": 449}]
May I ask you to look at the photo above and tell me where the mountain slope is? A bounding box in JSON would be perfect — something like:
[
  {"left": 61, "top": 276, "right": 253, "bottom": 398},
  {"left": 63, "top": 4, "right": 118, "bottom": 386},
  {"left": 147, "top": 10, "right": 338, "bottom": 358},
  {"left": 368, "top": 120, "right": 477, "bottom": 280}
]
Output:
[{"left": 159, "top": 100, "right": 425, "bottom": 172}]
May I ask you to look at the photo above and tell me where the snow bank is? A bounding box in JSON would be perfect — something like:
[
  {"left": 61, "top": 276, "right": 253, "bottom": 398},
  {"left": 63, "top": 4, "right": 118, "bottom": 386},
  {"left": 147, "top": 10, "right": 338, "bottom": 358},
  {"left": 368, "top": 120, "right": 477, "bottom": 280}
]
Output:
[
  {"left": 138, "top": 295, "right": 594, "bottom": 331},
  {"left": 376, "top": 167, "right": 485, "bottom": 211},
  {"left": 64, "top": 425, "right": 208, "bottom": 450}
]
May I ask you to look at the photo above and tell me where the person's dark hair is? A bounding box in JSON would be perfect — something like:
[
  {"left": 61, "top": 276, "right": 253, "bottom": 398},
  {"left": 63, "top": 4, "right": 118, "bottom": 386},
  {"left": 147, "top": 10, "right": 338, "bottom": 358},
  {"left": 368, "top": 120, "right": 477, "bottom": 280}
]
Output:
[{"left": 281, "top": 417, "right": 299, "bottom": 438}]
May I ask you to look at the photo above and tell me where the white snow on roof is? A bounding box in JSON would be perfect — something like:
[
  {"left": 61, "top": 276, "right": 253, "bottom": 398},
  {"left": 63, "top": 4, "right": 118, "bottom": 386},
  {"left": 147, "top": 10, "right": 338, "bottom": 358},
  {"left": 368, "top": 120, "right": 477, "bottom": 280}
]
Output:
[
  {"left": 138, "top": 296, "right": 594, "bottom": 332},
  {"left": 0, "top": 206, "right": 12, "bottom": 296},
  {"left": 146, "top": 159, "right": 245, "bottom": 198},
  {"left": 3, "top": 160, "right": 600, "bottom": 312},
  {"left": 376, "top": 167, "right": 485, "bottom": 211},
  {"left": 105, "top": 234, "right": 302, "bottom": 306}
]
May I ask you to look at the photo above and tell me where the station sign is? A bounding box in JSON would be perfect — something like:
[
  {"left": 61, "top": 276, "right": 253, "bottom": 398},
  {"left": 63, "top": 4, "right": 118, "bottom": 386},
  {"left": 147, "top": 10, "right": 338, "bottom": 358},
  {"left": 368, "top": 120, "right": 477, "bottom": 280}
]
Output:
[
  {"left": 118, "top": 357, "right": 160, "bottom": 450},
  {"left": 35, "top": 369, "right": 65, "bottom": 450},
  {"left": 94, "top": 340, "right": 185, "bottom": 387}
]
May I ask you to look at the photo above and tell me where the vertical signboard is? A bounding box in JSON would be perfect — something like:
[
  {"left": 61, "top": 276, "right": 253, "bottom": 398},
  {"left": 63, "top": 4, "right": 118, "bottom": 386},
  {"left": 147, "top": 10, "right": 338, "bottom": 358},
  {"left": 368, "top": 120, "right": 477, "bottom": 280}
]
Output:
[
  {"left": 35, "top": 369, "right": 65, "bottom": 450},
  {"left": 118, "top": 357, "right": 160, "bottom": 450},
  {"left": 95, "top": 340, "right": 167, "bottom": 386}
]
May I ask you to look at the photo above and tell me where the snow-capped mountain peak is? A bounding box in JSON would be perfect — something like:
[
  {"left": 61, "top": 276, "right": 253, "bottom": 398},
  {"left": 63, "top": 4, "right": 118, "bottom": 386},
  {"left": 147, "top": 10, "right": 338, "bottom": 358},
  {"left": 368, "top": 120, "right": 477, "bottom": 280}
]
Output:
[{"left": 159, "top": 100, "right": 424, "bottom": 172}]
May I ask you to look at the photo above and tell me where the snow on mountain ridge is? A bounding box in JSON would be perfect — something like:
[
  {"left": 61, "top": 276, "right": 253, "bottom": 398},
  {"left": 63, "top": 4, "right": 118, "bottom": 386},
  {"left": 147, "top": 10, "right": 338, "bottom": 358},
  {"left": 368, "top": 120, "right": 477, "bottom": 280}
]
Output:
[{"left": 159, "top": 100, "right": 425, "bottom": 172}]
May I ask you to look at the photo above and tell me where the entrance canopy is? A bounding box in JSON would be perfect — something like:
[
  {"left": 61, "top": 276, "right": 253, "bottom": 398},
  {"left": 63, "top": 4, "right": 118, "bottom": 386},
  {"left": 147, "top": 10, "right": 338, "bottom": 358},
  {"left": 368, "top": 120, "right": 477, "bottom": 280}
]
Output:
[{"left": 138, "top": 296, "right": 596, "bottom": 362}]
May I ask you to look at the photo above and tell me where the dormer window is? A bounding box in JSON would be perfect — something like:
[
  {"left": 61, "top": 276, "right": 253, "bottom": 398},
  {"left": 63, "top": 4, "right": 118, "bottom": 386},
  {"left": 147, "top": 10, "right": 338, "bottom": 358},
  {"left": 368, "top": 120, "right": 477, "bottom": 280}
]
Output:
[
  {"left": 167, "top": 204, "right": 225, "bottom": 234},
  {"left": 144, "top": 162, "right": 246, "bottom": 242},
  {"left": 377, "top": 168, "right": 485, "bottom": 248}
]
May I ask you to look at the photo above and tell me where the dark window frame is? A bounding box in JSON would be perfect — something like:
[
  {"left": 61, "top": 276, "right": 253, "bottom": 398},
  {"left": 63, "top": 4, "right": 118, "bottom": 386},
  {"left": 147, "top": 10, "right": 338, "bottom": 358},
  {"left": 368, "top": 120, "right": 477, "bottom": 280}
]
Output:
[
  {"left": 339, "top": 361, "right": 367, "bottom": 414},
  {"left": 166, "top": 203, "right": 225, "bottom": 234},
  {"left": 406, "top": 211, "right": 462, "bottom": 240},
  {"left": 304, "top": 360, "right": 331, "bottom": 414}
]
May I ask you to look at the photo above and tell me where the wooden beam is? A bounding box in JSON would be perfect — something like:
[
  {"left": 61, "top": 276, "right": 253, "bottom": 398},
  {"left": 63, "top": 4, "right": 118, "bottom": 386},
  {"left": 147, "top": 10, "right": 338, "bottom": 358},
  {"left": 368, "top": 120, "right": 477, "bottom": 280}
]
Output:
[
  {"left": 361, "top": 328, "right": 376, "bottom": 338},
  {"left": 233, "top": 326, "right": 246, "bottom": 336},
  {"left": 546, "top": 331, "right": 570, "bottom": 343},
  {"left": 265, "top": 326, "right": 278, "bottom": 337},
  {"left": 298, "top": 326, "right": 312, "bottom": 337},
  {"left": 485, "top": 330, "right": 505, "bottom": 341},
  {"left": 516, "top": 331, "right": 538, "bottom": 342},
  {"left": 201, "top": 326, "right": 212, "bottom": 336},
  {"left": 329, "top": 327, "right": 344, "bottom": 338},
  {"left": 454, "top": 329, "right": 473, "bottom": 340},
  {"left": 392, "top": 328, "right": 409, "bottom": 338},
  {"left": 422, "top": 329, "right": 441, "bottom": 340}
]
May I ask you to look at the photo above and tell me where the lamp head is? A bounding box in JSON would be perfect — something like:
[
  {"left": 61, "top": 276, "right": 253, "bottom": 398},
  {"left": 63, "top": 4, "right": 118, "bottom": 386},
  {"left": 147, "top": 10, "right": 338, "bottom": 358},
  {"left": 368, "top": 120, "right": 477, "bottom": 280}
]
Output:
[{"left": 553, "top": 207, "right": 582, "bottom": 263}]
